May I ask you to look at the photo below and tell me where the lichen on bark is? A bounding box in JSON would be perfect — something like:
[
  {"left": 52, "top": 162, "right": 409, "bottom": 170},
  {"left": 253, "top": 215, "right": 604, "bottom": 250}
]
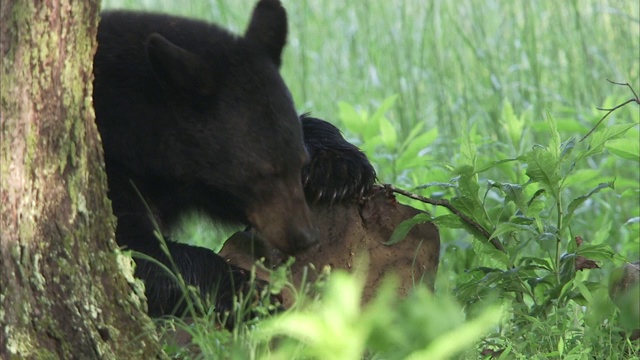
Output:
[{"left": 1, "top": 1, "right": 164, "bottom": 358}]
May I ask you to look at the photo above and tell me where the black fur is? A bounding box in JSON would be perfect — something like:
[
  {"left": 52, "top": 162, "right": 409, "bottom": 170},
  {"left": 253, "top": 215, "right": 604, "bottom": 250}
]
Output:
[
  {"left": 94, "top": 1, "right": 313, "bottom": 317},
  {"left": 94, "top": 1, "right": 377, "bottom": 319},
  {"left": 301, "top": 114, "right": 377, "bottom": 204}
]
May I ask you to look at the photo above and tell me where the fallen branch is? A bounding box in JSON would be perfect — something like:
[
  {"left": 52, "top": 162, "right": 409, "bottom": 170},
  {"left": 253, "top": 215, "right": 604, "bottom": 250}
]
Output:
[
  {"left": 383, "top": 184, "right": 505, "bottom": 252},
  {"left": 580, "top": 79, "right": 639, "bottom": 142}
]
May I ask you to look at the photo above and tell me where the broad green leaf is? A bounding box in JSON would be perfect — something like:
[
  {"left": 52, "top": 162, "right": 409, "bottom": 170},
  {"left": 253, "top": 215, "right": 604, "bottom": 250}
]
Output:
[
  {"left": 508, "top": 215, "right": 535, "bottom": 226},
  {"left": 592, "top": 220, "right": 611, "bottom": 245},
  {"left": 400, "top": 127, "right": 439, "bottom": 159},
  {"left": 536, "top": 232, "right": 558, "bottom": 252},
  {"left": 396, "top": 154, "right": 434, "bottom": 171},
  {"left": 577, "top": 123, "right": 638, "bottom": 162},
  {"left": 406, "top": 306, "right": 502, "bottom": 360},
  {"left": 525, "top": 146, "right": 560, "bottom": 198},
  {"left": 488, "top": 181, "right": 526, "bottom": 211},
  {"left": 562, "top": 168, "right": 602, "bottom": 188},
  {"left": 525, "top": 198, "right": 546, "bottom": 219},
  {"left": 455, "top": 165, "right": 481, "bottom": 202},
  {"left": 575, "top": 244, "right": 614, "bottom": 261},
  {"left": 385, "top": 213, "right": 432, "bottom": 245},
  {"left": 401, "top": 122, "right": 425, "bottom": 148},
  {"left": 396, "top": 127, "right": 439, "bottom": 170},
  {"left": 338, "top": 101, "right": 364, "bottom": 131},
  {"left": 558, "top": 272, "right": 576, "bottom": 297},
  {"left": 558, "top": 336, "right": 565, "bottom": 357},
  {"left": 451, "top": 195, "right": 481, "bottom": 220},
  {"left": 369, "top": 94, "right": 398, "bottom": 125},
  {"left": 575, "top": 281, "right": 594, "bottom": 303},
  {"left": 473, "top": 239, "right": 509, "bottom": 268},
  {"left": 556, "top": 117, "right": 587, "bottom": 134},
  {"left": 606, "top": 137, "right": 640, "bottom": 161},
  {"left": 379, "top": 117, "right": 398, "bottom": 151}
]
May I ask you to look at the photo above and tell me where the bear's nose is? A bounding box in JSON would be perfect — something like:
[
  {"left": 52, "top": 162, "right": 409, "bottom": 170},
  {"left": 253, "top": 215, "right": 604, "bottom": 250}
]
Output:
[{"left": 288, "top": 224, "right": 318, "bottom": 253}]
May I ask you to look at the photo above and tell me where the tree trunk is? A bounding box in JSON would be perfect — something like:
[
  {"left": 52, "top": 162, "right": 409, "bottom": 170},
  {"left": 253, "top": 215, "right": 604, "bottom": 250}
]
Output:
[{"left": 1, "top": 1, "right": 162, "bottom": 358}]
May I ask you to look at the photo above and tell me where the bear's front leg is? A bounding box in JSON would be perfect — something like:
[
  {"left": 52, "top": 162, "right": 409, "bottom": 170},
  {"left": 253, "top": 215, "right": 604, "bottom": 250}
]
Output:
[{"left": 133, "top": 240, "right": 281, "bottom": 324}]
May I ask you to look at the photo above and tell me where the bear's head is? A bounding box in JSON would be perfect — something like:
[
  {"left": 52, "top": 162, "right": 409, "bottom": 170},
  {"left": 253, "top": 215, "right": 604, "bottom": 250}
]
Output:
[{"left": 144, "top": 0, "right": 316, "bottom": 253}]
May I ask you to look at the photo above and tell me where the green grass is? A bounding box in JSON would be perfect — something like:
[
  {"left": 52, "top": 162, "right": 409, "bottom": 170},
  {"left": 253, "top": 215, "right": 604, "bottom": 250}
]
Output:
[
  {"left": 100, "top": 0, "right": 639, "bottom": 358},
  {"left": 102, "top": 0, "right": 638, "bottom": 139}
]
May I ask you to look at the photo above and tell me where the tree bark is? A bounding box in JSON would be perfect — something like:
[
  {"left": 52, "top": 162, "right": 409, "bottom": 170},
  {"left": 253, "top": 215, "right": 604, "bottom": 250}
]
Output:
[{"left": 1, "top": 1, "right": 162, "bottom": 358}]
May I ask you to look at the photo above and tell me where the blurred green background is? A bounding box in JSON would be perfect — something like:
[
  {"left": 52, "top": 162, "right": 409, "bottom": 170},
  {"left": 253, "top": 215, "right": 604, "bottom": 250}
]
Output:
[
  {"left": 99, "top": 1, "right": 639, "bottom": 357},
  {"left": 101, "top": 0, "right": 638, "bottom": 139}
]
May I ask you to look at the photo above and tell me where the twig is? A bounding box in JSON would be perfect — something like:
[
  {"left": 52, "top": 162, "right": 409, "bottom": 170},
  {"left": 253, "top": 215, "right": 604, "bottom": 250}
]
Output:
[
  {"left": 383, "top": 184, "right": 505, "bottom": 252},
  {"left": 580, "top": 79, "right": 640, "bottom": 142}
]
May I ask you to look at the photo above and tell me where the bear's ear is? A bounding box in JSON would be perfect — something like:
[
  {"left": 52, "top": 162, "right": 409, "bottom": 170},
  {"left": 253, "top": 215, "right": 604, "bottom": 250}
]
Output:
[
  {"left": 146, "top": 33, "right": 208, "bottom": 94},
  {"left": 244, "top": 0, "right": 287, "bottom": 67}
]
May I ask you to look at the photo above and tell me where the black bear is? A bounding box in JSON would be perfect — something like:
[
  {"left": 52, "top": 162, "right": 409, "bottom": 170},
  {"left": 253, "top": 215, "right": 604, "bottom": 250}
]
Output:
[{"left": 94, "top": 0, "right": 317, "bottom": 316}]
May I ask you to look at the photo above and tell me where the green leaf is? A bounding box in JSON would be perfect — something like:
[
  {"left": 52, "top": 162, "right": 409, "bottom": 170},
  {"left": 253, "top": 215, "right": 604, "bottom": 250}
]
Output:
[
  {"left": 490, "top": 222, "right": 537, "bottom": 240},
  {"left": 369, "top": 94, "right": 398, "bottom": 125},
  {"left": 536, "top": 232, "right": 558, "bottom": 252},
  {"left": 378, "top": 117, "right": 398, "bottom": 151},
  {"left": 385, "top": 213, "right": 432, "bottom": 245},
  {"left": 488, "top": 181, "right": 527, "bottom": 212},
  {"left": 562, "top": 168, "right": 603, "bottom": 188},
  {"left": 455, "top": 165, "right": 481, "bottom": 201},
  {"left": 399, "top": 127, "right": 438, "bottom": 160},
  {"left": 473, "top": 239, "right": 510, "bottom": 268},
  {"left": 406, "top": 306, "right": 502, "bottom": 360},
  {"left": 606, "top": 137, "right": 640, "bottom": 161},
  {"left": 475, "top": 158, "right": 521, "bottom": 174},
  {"left": 431, "top": 214, "right": 465, "bottom": 229},
  {"left": 575, "top": 244, "right": 614, "bottom": 261},
  {"left": 575, "top": 281, "right": 593, "bottom": 303},
  {"left": 401, "top": 122, "right": 425, "bottom": 148},
  {"left": 525, "top": 198, "right": 546, "bottom": 220},
  {"left": 592, "top": 220, "right": 612, "bottom": 245},
  {"left": 338, "top": 101, "right": 364, "bottom": 132},
  {"left": 562, "top": 181, "right": 614, "bottom": 232},
  {"left": 396, "top": 127, "right": 439, "bottom": 170},
  {"left": 520, "top": 256, "right": 553, "bottom": 271},
  {"left": 460, "top": 131, "right": 477, "bottom": 167},
  {"left": 501, "top": 99, "right": 525, "bottom": 148},
  {"left": 577, "top": 123, "right": 638, "bottom": 162},
  {"left": 451, "top": 195, "right": 479, "bottom": 218},
  {"left": 525, "top": 146, "right": 560, "bottom": 198},
  {"left": 546, "top": 112, "right": 562, "bottom": 160},
  {"left": 559, "top": 137, "right": 576, "bottom": 161},
  {"left": 558, "top": 336, "right": 565, "bottom": 357}
]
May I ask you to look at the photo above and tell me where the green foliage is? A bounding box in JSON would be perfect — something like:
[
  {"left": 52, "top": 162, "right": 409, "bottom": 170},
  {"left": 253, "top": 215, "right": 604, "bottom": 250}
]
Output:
[
  {"left": 338, "top": 95, "right": 440, "bottom": 183},
  {"left": 255, "top": 271, "right": 502, "bottom": 360},
  {"left": 156, "top": 265, "right": 501, "bottom": 359},
  {"left": 386, "top": 98, "right": 639, "bottom": 357},
  {"left": 100, "top": 0, "right": 639, "bottom": 358}
]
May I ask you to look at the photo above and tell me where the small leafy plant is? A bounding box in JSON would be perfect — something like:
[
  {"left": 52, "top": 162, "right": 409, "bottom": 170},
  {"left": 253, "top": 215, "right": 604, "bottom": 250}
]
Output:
[{"left": 384, "top": 83, "right": 639, "bottom": 357}]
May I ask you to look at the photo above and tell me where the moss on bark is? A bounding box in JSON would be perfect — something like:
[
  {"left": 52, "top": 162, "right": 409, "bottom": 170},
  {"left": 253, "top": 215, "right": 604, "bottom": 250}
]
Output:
[{"left": 1, "top": 1, "right": 164, "bottom": 358}]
